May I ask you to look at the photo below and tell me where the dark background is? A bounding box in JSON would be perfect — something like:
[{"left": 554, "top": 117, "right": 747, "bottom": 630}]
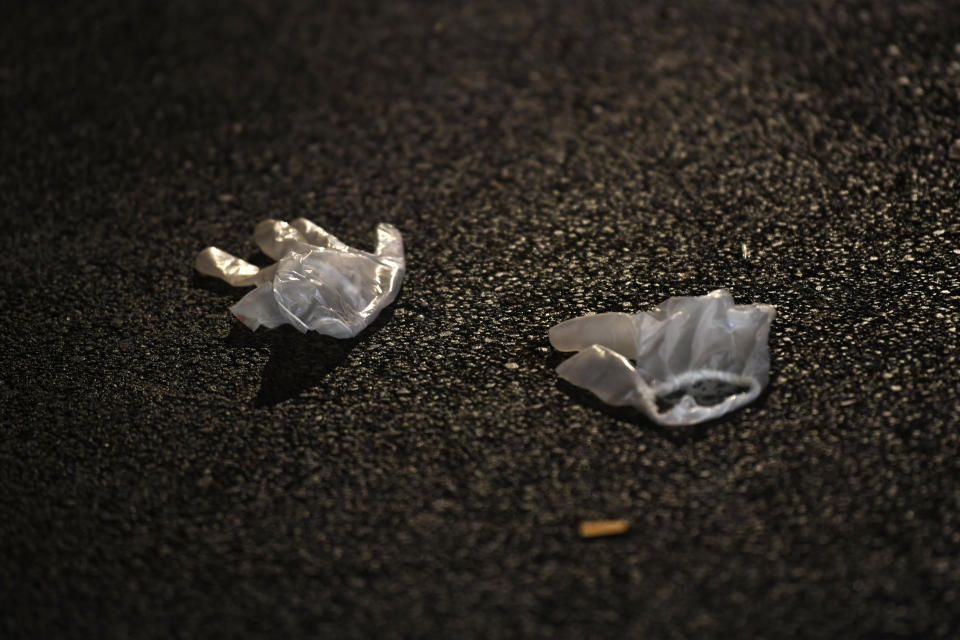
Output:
[{"left": 2, "top": 0, "right": 959, "bottom": 637}]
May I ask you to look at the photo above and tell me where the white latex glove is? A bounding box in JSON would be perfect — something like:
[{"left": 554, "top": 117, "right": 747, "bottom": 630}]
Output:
[
  {"left": 195, "top": 218, "right": 405, "bottom": 338},
  {"left": 549, "top": 290, "right": 775, "bottom": 426}
]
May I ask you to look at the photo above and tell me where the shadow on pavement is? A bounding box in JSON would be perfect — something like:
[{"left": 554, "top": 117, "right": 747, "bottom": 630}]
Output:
[{"left": 222, "top": 301, "right": 395, "bottom": 408}]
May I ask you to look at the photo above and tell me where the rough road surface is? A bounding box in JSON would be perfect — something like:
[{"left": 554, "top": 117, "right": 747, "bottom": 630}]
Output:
[{"left": 2, "top": 1, "right": 959, "bottom": 637}]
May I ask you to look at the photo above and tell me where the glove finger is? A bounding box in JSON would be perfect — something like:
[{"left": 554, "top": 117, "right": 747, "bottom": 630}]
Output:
[
  {"left": 548, "top": 312, "right": 637, "bottom": 357},
  {"left": 195, "top": 246, "right": 264, "bottom": 287},
  {"left": 253, "top": 219, "right": 307, "bottom": 260},
  {"left": 291, "top": 218, "right": 350, "bottom": 252},
  {"left": 374, "top": 223, "right": 404, "bottom": 264},
  {"left": 555, "top": 345, "right": 640, "bottom": 407}
]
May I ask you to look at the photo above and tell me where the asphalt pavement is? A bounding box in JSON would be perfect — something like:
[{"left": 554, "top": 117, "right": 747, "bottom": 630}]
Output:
[{"left": 2, "top": 1, "right": 959, "bottom": 637}]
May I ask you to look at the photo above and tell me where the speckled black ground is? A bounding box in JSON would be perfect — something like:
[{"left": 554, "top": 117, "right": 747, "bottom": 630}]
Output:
[{"left": 2, "top": 1, "right": 960, "bottom": 637}]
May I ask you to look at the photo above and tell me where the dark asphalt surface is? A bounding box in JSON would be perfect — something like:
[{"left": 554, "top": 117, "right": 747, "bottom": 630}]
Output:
[{"left": 2, "top": 1, "right": 960, "bottom": 637}]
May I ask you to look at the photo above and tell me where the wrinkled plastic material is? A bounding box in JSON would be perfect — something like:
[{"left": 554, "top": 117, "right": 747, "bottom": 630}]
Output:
[
  {"left": 195, "top": 218, "right": 405, "bottom": 337},
  {"left": 549, "top": 290, "right": 775, "bottom": 426}
]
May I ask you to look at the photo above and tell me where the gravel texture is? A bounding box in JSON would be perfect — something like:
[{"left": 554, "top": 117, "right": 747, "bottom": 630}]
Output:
[{"left": 2, "top": 1, "right": 960, "bottom": 637}]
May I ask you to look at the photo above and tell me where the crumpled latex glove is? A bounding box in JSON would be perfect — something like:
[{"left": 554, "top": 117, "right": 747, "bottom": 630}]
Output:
[
  {"left": 195, "top": 218, "right": 405, "bottom": 337},
  {"left": 549, "top": 289, "right": 775, "bottom": 426}
]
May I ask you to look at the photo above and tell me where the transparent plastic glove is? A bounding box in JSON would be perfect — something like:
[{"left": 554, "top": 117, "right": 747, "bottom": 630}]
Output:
[
  {"left": 195, "top": 218, "right": 405, "bottom": 337},
  {"left": 549, "top": 290, "right": 775, "bottom": 426}
]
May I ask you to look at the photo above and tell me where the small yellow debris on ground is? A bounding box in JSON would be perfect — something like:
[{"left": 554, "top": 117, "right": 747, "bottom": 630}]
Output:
[{"left": 578, "top": 519, "right": 630, "bottom": 538}]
